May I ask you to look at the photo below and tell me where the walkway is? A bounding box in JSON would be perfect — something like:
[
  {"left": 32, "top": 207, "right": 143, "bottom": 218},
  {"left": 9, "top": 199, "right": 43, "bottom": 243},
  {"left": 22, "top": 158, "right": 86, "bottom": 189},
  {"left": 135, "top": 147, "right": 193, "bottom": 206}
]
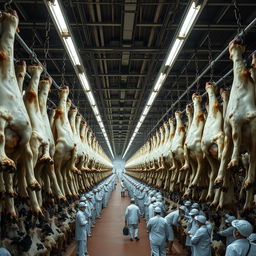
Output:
[{"left": 63, "top": 182, "right": 188, "bottom": 256}]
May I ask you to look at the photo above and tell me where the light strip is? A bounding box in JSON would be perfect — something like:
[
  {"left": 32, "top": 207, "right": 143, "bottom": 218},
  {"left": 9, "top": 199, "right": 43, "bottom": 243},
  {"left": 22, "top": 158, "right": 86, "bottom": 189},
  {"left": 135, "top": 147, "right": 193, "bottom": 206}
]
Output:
[
  {"left": 122, "top": 0, "right": 203, "bottom": 159},
  {"left": 46, "top": 0, "right": 114, "bottom": 159}
]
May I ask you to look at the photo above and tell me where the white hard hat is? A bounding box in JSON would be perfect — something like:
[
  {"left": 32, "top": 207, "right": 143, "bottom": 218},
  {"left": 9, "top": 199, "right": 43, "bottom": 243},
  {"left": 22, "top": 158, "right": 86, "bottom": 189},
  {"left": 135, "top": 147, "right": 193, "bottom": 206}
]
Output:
[
  {"left": 185, "top": 201, "right": 192, "bottom": 206},
  {"left": 189, "top": 209, "right": 199, "bottom": 216},
  {"left": 80, "top": 196, "right": 86, "bottom": 201},
  {"left": 225, "top": 216, "right": 236, "bottom": 223},
  {"left": 195, "top": 215, "right": 206, "bottom": 224},
  {"left": 224, "top": 213, "right": 231, "bottom": 219},
  {"left": 154, "top": 207, "right": 161, "bottom": 213},
  {"left": 191, "top": 203, "right": 199, "bottom": 209},
  {"left": 78, "top": 202, "right": 87, "bottom": 208},
  {"left": 179, "top": 205, "right": 187, "bottom": 212},
  {"left": 248, "top": 233, "right": 256, "bottom": 242},
  {"left": 151, "top": 197, "right": 156, "bottom": 202},
  {"left": 232, "top": 220, "right": 253, "bottom": 237}
]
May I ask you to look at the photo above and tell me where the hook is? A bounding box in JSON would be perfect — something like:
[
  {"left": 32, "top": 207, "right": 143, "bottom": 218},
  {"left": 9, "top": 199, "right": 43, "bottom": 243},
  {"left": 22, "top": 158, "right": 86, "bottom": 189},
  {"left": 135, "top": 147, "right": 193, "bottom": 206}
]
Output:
[{"left": 4, "top": 0, "right": 12, "bottom": 10}]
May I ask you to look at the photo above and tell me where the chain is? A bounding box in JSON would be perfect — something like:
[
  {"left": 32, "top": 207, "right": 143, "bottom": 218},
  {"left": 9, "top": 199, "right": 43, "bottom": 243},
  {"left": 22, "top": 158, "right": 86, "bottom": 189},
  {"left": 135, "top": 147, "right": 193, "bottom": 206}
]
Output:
[
  {"left": 61, "top": 53, "right": 66, "bottom": 85},
  {"left": 4, "top": 0, "right": 12, "bottom": 10},
  {"left": 234, "top": 0, "right": 244, "bottom": 43},
  {"left": 43, "top": 17, "right": 51, "bottom": 74},
  {"left": 207, "top": 31, "right": 214, "bottom": 82},
  {"left": 195, "top": 53, "right": 200, "bottom": 92}
]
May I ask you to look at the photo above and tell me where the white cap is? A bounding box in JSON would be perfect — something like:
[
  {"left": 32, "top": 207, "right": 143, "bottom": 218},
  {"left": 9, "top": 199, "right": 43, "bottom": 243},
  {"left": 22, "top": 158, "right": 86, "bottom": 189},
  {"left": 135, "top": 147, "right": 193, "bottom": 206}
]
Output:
[
  {"left": 248, "top": 233, "right": 256, "bottom": 242},
  {"left": 154, "top": 207, "right": 161, "bottom": 213},
  {"left": 78, "top": 202, "right": 87, "bottom": 208},
  {"left": 179, "top": 205, "right": 187, "bottom": 212},
  {"left": 224, "top": 213, "right": 231, "bottom": 219},
  {"left": 151, "top": 197, "right": 156, "bottom": 202},
  {"left": 185, "top": 201, "right": 192, "bottom": 207},
  {"left": 189, "top": 209, "right": 199, "bottom": 216},
  {"left": 195, "top": 215, "right": 206, "bottom": 224},
  {"left": 232, "top": 220, "right": 253, "bottom": 237},
  {"left": 191, "top": 203, "right": 199, "bottom": 209},
  {"left": 225, "top": 216, "right": 236, "bottom": 223},
  {"left": 80, "top": 196, "right": 86, "bottom": 201}
]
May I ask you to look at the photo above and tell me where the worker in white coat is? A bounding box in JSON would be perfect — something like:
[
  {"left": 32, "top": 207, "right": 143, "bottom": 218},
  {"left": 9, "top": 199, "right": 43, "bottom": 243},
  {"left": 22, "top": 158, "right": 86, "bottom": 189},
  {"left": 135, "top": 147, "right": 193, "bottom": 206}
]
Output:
[
  {"left": 225, "top": 219, "right": 256, "bottom": 256},
  {"left": 148, "top": 197, "right": 157, "bottom": 220},
  {"left": 165, "top": 205, "right": 186, "bottom": 254},
  {"left": 191, "top": 203, "right": 205, "bottom": 217},
  {"left": 144, "top": 191, "right": 154, "bottom": 222},
  {"left": 137, "top": 187, "right": 146, "bottom": 216},
  {"left": 218, "top": 216, "right": 236, "bottom": 246},
  {"left": 125, "top": 198, "right": 141, "bottom": 241},
  {"left": 75, "top": 202, "right": 89, "bottom": 256},
  {"left": 186, "top": 209, "right": 199, "bottom": 254},
  {"left": 95, "top": 189, "right": 103, "bottom": 218},
  {"left": 147, "top": 207, "right": 170, "bottom": 256},
  {"left": 191, "top": 215, "right": 211, "bottom": 256}
]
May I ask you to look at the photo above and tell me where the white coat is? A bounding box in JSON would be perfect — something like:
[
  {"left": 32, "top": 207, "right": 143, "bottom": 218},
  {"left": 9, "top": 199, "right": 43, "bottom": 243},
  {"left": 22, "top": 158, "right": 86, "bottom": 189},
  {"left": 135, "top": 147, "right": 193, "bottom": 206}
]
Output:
[
  {"left": 186, "top": 218, "right": 199, "bottom": 246},
  {"left": 191, "top": 225, "right": 211, "bottom": 256},
  {"left": 225, "top": 238, "right": 256, "bottom": 256},
  {"left": 75, "top": 210, "right": 88, "bottom": 241},
  {"left": 148, "top": 203, "right": 156, "bottom": 220},
  {"left": 165, "top": 209, "right": 179, "bottom": 241},
  {"left": 219, "top": 226, "right": 235, "bottom": 246},
  {"left": 147, "top": 215, "right": 170, "bottom": 245},
  {"left": 125, "top": 204, "right": 141, "bottom": 225}
]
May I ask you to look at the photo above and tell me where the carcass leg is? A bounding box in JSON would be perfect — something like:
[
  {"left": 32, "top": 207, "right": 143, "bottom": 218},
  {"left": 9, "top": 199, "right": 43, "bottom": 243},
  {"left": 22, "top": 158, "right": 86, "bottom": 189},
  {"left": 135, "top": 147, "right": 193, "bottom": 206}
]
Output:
[
  {"left": 3, "top": 172, "right": 14, "bottom": 196},
  {"left": 0, "top": 172, "right": 5, "bottom": 196},
  {"left": 215, "top": 124, "right": 232, "bottom": 188},
  {"left": 54, "top": 143, "right": 65, "bottom": 194},
  {"left": 228, "top": 121, "right": 241, "bottom": 168},
  {"left": 181, "top": 146, "right": 189, "bottom": 170},
  {"left": 206, "top": 155, "right": 219, "bottom": 200},
  {"left": 0, "top": 118, "right": 16, "bottom": 172}
]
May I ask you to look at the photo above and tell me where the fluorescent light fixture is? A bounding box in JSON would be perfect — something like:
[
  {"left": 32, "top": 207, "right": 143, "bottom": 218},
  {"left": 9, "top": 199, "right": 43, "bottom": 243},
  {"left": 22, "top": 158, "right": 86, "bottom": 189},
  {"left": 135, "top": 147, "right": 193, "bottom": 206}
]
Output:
[
  {"left": 47, "top": 0, "right": 69, "bottom": 35},
  {"left": 63, "top": 37, "right": 80, "bottom": 66},
  {"left": 178, "top": 1, "right": 201, "bottom": 38},
  {"left": 87, "top": 91, "right": 96, "bottom": 106},
  {"left": 147, "top": 91, "right": 157, "bottom": 106},
  {"left": 78, "top": 73, "right": 90, "bottom": 91},
  {"left": 153, "top": 73, "right": 167, "bottom": 91},
  {"left": 142, "top": 105, "right": 150, "bottom": 116},
  {"left": 165, "top": 38, "right": 183, "bottom": 67},
  {"left": 139, "top": 115, "right": 146, "bottom": 123}
]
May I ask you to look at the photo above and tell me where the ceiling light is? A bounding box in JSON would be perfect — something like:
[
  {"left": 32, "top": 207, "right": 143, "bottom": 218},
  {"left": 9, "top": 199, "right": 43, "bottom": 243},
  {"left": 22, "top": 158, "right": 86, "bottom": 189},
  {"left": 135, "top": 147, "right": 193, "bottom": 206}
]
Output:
[
  {"left": 47, "top": 0, "right": 69, "bottom": 36},
  {"left": 87, "top": 91, "right": 96, "bottom": 106},
  {"left": 63, "top": 37, "right": 81, "bottom": 66},
  {"left": 142, "top": 105, "right": 150, "bottom": 116},
  {"left": 153, "top": 73, "right": 167, "bottom": 91},
  {"left": 78, "top": 73, "right": 90, "bottom": 91},
  {"left": 178, "top": 1, "right": 201, "bottom": 38},
  {"left": 147, "top": 91, "right": 157, "bottom": 106},
  {"left": 165, "top": 38, "right": 183, "bottom": 67}
]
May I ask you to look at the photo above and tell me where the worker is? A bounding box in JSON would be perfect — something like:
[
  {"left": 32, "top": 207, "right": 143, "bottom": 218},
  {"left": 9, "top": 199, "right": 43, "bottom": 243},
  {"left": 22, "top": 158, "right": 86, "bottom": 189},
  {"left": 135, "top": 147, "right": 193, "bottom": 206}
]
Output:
[
  {"left": 148, "top": 197, "right": 157, "bottom": 220},
  {"left": 191, "top": 215, "right": 211, "bottom": 256},
  {"left": 145, "top": 191, "right": 155, "bottom": 222},
  {"left": 95, "top": 189, "right": 103, "bottom": 218},
  {"left": 191, "top": 203, "right": 205, "bottom": 216},
  {"left": 184, "top": 201, "right": 192, "bottom": 216},
  {"left": 79, "top": 196, "right": 91, "bottom": 237},
  {"left": 165, "top": 205, "right": 186, "bottom": 255},
  {"left": 218, "top": 216, "right": 236, "bottom": 246},
  {"left": 75, "top": 202, "right": 89, "bottom": 256},
  {"left": 0, "top": 248, "right": 11, "bottom": 256},
  {"left": 121, "top": 179, "right": 126, "bottom": 197},
  {"left": 125, "top": 198, "right": 141, "bottom": 241},
  {"left": 225, "top": 219, "right": 256, "bottom": 256},
  {"left": 249, "top": 233, "right": 256, "bottom": 244},
  {"left": 185, "top": 209, "right": 199, "bottom": 254},
  {"left": 147, "top": 207, "right": 170, "bottom": 256},
  {"left": 155, "top": 195, "right": 166, "bottom": 216},
  {"left": 137, "top": 186, "right": 146, "bottom": 216}
]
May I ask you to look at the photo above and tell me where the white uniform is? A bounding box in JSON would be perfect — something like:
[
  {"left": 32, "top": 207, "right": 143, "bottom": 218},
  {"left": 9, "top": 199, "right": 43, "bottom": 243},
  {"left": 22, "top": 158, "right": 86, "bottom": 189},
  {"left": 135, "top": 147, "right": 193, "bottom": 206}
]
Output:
[
  {"left": 147, "top": 215, "right": 170, "bottom": 256},
  {"left": 165, "top": 210, "right": 179, "bottom": 241},
  {"left": 125, "top": 204, "right": 141, "bottom": 239},
  {"left": 75, "top": 210, "right": 88, "bottom": 256},
  {"left": 191, "top": 225, "right": 211, "bottom": 256},
  {"left": 219, "top": 226, "right": 235, "bottom": 246},
  {"left": 225, "top": 238, "right": 256, "bottom": 256}
]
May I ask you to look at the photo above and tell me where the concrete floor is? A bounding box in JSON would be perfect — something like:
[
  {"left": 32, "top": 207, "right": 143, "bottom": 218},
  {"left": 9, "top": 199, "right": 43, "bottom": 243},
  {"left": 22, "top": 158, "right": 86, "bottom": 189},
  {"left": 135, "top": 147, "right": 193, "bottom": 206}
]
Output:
[{"left": 63, "top": 183, "right": 187, "bottom": 256}]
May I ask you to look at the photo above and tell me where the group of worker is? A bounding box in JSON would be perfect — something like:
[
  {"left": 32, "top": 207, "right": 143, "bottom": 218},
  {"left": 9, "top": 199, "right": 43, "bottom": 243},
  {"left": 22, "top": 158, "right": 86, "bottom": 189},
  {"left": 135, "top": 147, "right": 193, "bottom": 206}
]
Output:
[
  {"left": 122, "top": 174, "right": 256, "bottom": 256},
  {"left": 75, "top": 175, "right": 116, "bottom": 256}
]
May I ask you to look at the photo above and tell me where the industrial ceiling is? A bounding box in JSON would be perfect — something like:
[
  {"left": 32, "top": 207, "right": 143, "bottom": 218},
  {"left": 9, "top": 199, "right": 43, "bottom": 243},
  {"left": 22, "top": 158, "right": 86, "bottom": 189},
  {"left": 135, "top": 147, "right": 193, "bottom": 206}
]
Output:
[{"left": 5, "top": 0, "right": 256, "bottom": 160}]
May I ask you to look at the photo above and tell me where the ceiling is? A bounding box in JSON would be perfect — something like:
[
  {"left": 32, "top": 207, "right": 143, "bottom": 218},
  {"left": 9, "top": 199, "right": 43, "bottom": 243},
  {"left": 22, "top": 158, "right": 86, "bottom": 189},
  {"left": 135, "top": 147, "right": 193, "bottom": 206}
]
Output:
[{"left": 4, "top": 0, "right": 256, "bottom": 160}]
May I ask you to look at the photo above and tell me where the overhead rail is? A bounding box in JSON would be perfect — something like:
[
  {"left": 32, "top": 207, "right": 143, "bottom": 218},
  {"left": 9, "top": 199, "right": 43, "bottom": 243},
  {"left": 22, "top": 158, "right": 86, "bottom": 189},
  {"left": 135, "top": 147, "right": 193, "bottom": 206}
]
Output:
[
  {"left": 122, "top": 0, "right": 206, "bottom": 159},
  {"left": 146, "top": 15, "right": 256, "bottom": 137},
  {"left": 44, "top": 0, "right": 114, "bottom": 159}
]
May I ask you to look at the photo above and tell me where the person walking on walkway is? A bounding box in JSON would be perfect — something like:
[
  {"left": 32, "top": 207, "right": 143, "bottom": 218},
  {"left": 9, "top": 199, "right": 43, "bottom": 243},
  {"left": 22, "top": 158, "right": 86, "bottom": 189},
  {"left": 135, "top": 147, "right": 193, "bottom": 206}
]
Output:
[
  {"left": 147, "top": 207, "right": 170, "bottom": 256},
  {"left": 125, "top": 198, "right": 141, "bottom": 241},
  {"left": 121, "top": 179, "right": 126, "bottom": 197},
  {"left": 75, "top": 202, "right": 89, "bottom": 256}
]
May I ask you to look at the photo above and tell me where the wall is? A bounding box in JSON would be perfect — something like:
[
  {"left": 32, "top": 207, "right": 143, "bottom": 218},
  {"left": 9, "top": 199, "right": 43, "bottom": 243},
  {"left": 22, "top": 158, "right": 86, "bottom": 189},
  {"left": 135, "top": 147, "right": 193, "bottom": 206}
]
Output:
[{"left": 112, "top": 157, "right": 125, "bottom": 174}]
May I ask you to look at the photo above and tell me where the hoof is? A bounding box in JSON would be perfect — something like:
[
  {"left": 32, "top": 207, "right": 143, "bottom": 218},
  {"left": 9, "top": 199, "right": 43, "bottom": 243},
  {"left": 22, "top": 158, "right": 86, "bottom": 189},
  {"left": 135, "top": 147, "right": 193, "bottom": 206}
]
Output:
[
  {"left": 243, "top": 180, "right": 253, "bottom": 190},
  {"left": 5, "top": 190, "right": 16, "bottom": 197},
  {"left": 0, "top": 158, "right": 16, "bottom": 173},
  {"left": 39, "top": 155, "right": 54, "bottom": 165},
  {"left": 28, "top": 180, "right": 41, "bottom": 191},
  {"left": 180, "top": 165, "right": 189, "bottom": 171},
  {"left": 214, "top": 177, "right": 223, "bottom": 188},
  {"left": 227, "top": 160, "right": 238, "bottom": 171}
]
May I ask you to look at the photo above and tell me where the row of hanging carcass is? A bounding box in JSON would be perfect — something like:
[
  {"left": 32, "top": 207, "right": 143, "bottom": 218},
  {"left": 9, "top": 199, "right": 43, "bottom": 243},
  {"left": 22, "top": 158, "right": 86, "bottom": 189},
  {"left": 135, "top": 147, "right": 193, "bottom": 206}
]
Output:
[
  {"left": 126, "top": 39, "right": 256, "bottom": 213},
  {"left": 0, "top": 9, "right": 112, "bottom": 256}
]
